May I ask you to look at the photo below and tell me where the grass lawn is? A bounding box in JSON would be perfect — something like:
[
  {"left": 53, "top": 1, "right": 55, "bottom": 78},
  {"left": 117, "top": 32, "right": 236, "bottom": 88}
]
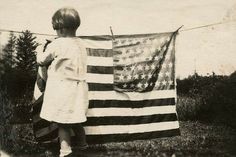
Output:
[{"left": 4, "top": 121, "right": 236, "bottom": 157}]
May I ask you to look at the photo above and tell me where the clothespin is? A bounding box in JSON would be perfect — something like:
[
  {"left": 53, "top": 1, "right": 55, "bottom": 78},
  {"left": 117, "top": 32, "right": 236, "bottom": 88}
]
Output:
[{"left": 110, "top": 26, "right": 115, "bottom": 40}]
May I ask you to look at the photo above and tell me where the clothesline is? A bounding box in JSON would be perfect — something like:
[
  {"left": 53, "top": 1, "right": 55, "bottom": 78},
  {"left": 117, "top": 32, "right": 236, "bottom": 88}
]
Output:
[
  {"left": 0, "top": 20, "right": 236, "bottom": 36},
  {"left": 180, "top": 20, "right": 236, "bottom": 32}
]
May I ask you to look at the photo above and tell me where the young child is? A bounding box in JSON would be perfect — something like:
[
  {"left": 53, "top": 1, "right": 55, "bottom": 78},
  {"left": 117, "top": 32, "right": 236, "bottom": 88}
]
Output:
[{"left": 36, "top": 7, "right": 88, "bottom": 157}]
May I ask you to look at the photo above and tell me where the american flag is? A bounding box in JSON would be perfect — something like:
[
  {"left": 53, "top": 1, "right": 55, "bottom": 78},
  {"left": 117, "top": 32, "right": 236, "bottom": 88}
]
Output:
[{"left": 32, "top": 32, "right": 180, "bottom": 144}]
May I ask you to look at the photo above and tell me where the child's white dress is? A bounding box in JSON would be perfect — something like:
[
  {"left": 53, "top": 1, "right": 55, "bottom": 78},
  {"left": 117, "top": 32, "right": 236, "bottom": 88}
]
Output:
[{"left": 37, "top": 37, "right": 88, "bottom": 123}]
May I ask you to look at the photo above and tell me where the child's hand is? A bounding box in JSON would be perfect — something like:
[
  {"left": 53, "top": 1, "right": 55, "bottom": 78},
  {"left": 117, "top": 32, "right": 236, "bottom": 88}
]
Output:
[
  {"left": 43, "top": 39, "right": 53, "bottom": 52},
  {"left": 36, "top": 38, "right": 56, "bottom": 67},
  {"left": 36, "top": 38, "right": 55, "bottom": 53}
]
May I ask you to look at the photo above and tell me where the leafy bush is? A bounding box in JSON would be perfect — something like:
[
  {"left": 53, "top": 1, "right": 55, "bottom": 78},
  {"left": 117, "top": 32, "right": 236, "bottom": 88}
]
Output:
[
  {"left": 177, "top": 72, "right": 236, "bottom": 128},
  {"left": 176, "top": 96, "right": 202, "bottom": 121}
]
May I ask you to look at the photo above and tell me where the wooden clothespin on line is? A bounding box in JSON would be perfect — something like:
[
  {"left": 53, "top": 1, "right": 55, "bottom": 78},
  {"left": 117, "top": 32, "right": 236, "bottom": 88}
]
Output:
[
  {"left": 110, "top": 26, "right": 115, "bottom": 40},
  {"left": 175, "top": 25, "right": 184, "bottom": 34}
]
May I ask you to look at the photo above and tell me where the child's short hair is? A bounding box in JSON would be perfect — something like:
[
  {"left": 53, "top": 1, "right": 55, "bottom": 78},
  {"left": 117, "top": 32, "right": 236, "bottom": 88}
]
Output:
[{"left": 52, "top": 7, "right": 80, "bottom": 30}]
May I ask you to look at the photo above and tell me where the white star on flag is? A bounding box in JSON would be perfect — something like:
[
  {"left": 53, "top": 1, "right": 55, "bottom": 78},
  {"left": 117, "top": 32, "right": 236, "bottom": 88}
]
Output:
[
  {"left": 149, "top": 82, "right": 153, "bottom": 86},
  {"left": 168, "top": 80, "right": 174, "bottom": 85},
  {"left": 163, "top": 45, "right": 167, "bottom": 51},
  {"left": 137, "top": 65, "right": 143, "bottom": 70},
  {"left": 127, "top": 75, "right": 132, "bottom": 80},
  {"left": 148, "top": 56, "right": 152, "bottom": 60},
  {"left": 141, "top": 74, "right": 145, "bottom": 79},
  {"left": 145, "top": 65, "right": 150, "bottom": 70},
  {"left": 162, "top": 63, "right": 167, "bottom": 69},
  {"left": 130, "top": 65, "right": 135, "bottom": 71},
  {"left": 123, "top": 66, "right": 128, "bottom": 71},
  {"left": 134, "top": 74, "right": 139, "bottom": 79},
  {"left": 119, "top": 74, "right": 124, "bottom": 80},
  {"left": 159, "top": 71, "right": 164, "bottom": 78},
  {"left": 154, "top": 56, "right": 159, "bottom": 60},
  {"left": 162, "top": 80, "right": 167, "bottom": 85},
  {"left": 147, "top": 73, "right": 152, "bottom": 79},
  {"left": 155, "top": 81, "right": 160, "bottom": 87},
  {"left": 137, "top": 83, "right": 142, "bottom": 88},
  {"left": 151, "top": 64, "right": 156, "bottom": 70},
  {"left": 165, "top": 71, "right": 170, "bottom": 76}
]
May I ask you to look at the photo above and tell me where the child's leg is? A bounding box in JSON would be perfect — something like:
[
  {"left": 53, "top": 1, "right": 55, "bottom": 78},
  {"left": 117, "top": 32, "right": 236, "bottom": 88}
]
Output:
[
  {"left": 58, "top": 124, "right": 72, "bottom": 156},
  {"left": 71, "top": 123, "right": 88, "bottom": 147}
]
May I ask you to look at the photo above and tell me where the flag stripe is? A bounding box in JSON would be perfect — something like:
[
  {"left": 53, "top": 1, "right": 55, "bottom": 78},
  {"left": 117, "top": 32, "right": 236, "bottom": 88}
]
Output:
[
  {"left": 87, "top": 66, "right": 113, "bottom": 74},
  {"left": 84, "top": 121, "right": 179, "bottom": 135},
  {"left": 85, "top": 114, "right": 177, "bottom": 126},
  {"left": 82, "top": 39, "right": 112, "bottom": 49},
  {"left": 88, "top": 83, "right": 114, "bottom": 91},
  {"left": 87, "top": 49, "right": 113, "bottom": 57},
  {"left": 88, "top": 98, "right": 175, "bottom": 108},
  {"left": 87, "top": 73, "right": 113, "bottom": 84},
  {"left": 87, "top": 106, "right": 176, "bottom": 117},
  {"left": 88, "top": 90, "right": 176, "bottom": 100},
  {"left": 87, "top": 56, "right": 113, "bottom": 66},
  {"left": 86, "top": 129, "right": 180, "bottom": 144},
  {"left": 80, "top": 35, "right": 111, "bottom": 41},
  {"left": 34, "top": 113, "right": 177, "bottom": 130}
]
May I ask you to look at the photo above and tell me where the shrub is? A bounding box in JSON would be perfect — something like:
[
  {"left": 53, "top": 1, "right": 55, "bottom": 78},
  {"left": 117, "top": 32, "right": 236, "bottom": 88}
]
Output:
[
  {"left": 176, "top": 72, "right": 236, "bottom": 128},
  {"left": 176, "top": 96, "right": 202, "bottom": 121}
]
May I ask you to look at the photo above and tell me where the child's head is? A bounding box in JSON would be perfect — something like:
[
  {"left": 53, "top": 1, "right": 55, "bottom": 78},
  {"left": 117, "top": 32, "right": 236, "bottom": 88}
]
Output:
[{"left": 52, "top": 7, "right": 80, "bottom": 36}]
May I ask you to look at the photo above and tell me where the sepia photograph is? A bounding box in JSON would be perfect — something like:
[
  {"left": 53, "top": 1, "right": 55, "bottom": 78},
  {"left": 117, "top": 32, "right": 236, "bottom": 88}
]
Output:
[{"left": 0, "top": 0, "right": 236, "bottom": 156}]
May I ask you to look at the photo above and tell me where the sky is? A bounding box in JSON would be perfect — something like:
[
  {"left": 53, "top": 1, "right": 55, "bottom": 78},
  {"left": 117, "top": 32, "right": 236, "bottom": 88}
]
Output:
[{"left": 0, "top": 0, "right": 236, "bottom": 78}]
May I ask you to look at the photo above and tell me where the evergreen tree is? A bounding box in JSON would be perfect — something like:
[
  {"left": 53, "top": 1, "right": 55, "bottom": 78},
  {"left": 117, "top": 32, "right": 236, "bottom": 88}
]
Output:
[
  {"left": 15, "top": 30, "right": 38, "bottom": 76},
  {"left": 2, "top": 32, "right": 17, "bottom": 71},
  {"left": 14, "top": 30, "right": 39, "bottom": 97},
  {"left": 0, "top": 32, "right": 17, "bottom": 94}
]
